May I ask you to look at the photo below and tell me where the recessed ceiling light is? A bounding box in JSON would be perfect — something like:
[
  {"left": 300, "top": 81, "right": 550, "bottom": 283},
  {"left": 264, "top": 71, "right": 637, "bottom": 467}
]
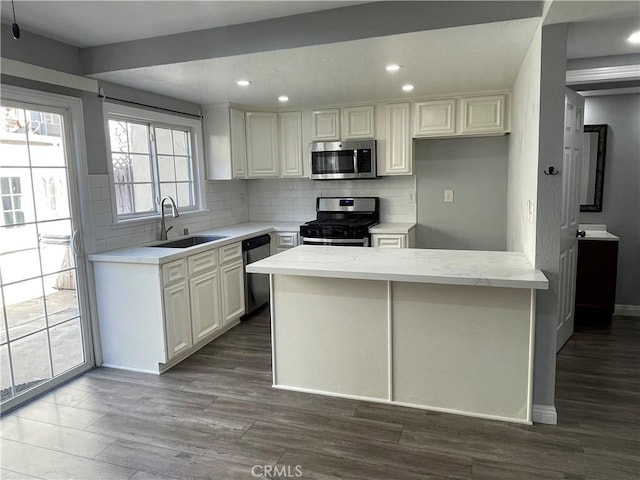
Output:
[
  {"left": 628, "top": 31, "right": 640, "bottom": 44},
  {"left": 278, "top": 95, "right": 289, "bottom": 102},
  {"left": 402, "top": 84, "right": 414, "bottom": 92},
  {"left": 236, "top": 80, "right": 251, "bottom": 87},
  {"left": 386, "top": 64, "right": 401, "bottom": 72}
]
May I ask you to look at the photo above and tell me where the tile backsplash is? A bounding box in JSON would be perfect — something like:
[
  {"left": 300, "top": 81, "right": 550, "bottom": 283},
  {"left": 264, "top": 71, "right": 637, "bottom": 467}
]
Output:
[
  {"left": 88, "top": 174, "right": 416, "bottom": 252},
  {"left": 247, "top": 177, "right": 416, "bottom": 223},
  {"left": 88, "top": 174, "right": 248, "bottom": 252}
]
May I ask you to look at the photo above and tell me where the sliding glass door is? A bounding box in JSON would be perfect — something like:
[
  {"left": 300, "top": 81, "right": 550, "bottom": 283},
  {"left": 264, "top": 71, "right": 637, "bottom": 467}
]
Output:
[{"left": 1, "top": 90, "right": 92, "bottom": 413}]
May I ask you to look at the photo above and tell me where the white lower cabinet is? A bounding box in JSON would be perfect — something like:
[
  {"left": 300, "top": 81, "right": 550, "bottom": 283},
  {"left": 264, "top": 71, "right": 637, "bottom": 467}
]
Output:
[
  {"left": 93, "top": 242, "right": 244, "bottom": 374},
  {"left": 189, "top": 269, "right": 221, "bottom": 345},
  {"left": 163, "top": 279, "right": 193, "bottom": 359},
  {"left": 273, "top": 231, "right": 299, "bottom": 254},
  {"left": 220, "top": 261, "right": 245, "bottom": 324}
]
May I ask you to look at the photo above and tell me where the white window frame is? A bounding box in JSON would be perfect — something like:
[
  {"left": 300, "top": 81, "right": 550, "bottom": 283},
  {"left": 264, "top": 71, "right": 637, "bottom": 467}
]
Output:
[{"left": 102, "top": 102, "right": 206, "bottom": 225}]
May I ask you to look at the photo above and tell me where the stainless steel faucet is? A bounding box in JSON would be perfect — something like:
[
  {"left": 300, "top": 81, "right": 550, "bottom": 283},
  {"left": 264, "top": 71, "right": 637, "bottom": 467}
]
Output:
[{"left": 159, "top": 195, "right": 180, "bottom": 240}]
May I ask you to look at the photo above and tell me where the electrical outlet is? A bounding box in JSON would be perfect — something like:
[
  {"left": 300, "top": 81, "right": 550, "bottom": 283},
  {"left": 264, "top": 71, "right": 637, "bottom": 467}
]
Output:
[
  {"left": 444, "top": 189, "right": 454, "bottom": 203},
  {"left": 408, "top": 190, "right": 416, "bottom": 204}
]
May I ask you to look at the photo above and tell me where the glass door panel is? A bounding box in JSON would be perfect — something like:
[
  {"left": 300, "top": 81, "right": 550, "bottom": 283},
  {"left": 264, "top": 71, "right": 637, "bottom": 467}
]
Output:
[{"left": 0, "top": 102, "right": 89, "bottom": 410}]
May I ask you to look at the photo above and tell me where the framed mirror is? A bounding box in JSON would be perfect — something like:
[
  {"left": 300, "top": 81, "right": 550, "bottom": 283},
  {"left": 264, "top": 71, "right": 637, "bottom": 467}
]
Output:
[{"left": 580, "top": 124, "right": 608, "bottom": 212}]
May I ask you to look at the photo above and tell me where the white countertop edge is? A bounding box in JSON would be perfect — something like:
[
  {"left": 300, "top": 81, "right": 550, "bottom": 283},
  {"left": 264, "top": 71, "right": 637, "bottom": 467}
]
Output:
[
  {"left": 246, "top": 264, "right": 548, "bottom": 290},
  {"left": 369, "top": 223, "right": 417, "bottom": 234},
  {"left": 579, "top": 231, "right": 619, "bottom": 241}
]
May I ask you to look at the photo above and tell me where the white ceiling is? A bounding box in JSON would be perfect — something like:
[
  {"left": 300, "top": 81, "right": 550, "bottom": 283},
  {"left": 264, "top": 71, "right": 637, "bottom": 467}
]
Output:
[
  {"left": 92, "top": 18, "right": 541, "bottom": 108},
  {"left": 0, "top": 1, "right": 368, "bottom": 48},
  {"left": 567, "top": 17, "right": 640, "bottom": 59},
  {"left": 1, "top": 1, "right": 637, "bottom": 107}
]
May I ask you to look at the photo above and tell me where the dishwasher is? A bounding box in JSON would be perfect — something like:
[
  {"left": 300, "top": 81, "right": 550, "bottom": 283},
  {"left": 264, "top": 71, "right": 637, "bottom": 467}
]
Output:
[{"left": 242, "top": 234, "right": 271, "bottom": 316}]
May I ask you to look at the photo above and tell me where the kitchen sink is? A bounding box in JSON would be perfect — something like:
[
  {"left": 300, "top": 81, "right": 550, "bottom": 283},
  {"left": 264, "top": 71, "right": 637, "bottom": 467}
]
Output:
[{"left": 150, "top": 235, "right": 228, "bottom": 248}]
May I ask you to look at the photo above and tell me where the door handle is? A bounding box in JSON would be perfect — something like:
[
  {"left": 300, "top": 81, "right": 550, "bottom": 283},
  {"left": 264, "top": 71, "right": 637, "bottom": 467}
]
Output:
[
  {"left": 71, "top": 229, "right": 82, "bottom": 256},
  {"left": 576, "top": 230, "right": 586, "bottom": 238}
]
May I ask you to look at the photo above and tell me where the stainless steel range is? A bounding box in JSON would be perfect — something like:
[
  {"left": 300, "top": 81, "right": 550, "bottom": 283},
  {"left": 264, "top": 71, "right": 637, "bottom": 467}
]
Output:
[{"left": 300, "top": 197, "right": 379, "bottom": 247}]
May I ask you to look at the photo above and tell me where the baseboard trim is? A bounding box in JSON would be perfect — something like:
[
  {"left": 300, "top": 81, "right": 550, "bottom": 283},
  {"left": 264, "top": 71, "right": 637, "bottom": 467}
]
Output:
[
  {"left": 615, "top": 305, "right": 640, "bottom": 317},
  {"left": 532, "top": 404, "right": 557, "bottom": 425}
]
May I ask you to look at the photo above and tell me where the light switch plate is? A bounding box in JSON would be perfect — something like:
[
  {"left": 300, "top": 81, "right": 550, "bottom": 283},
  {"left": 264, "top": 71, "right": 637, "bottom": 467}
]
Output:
[
  {"left": 408, "top": 190, "right": 416, "bottom": 204},
  {"left": 444, "top": 189, "right": 454, "bottom": 203}
]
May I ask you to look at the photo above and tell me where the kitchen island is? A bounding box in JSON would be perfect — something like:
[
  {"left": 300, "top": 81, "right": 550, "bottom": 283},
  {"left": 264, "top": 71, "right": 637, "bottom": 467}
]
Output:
[{"left": 247, "top": 246, "right": 548, "bottom": 424}]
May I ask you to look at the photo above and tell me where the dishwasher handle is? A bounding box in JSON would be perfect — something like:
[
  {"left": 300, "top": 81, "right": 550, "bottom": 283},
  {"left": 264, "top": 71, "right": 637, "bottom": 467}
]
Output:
[{"left": 242, "top": 234, "right": 271, "bottom": 251}]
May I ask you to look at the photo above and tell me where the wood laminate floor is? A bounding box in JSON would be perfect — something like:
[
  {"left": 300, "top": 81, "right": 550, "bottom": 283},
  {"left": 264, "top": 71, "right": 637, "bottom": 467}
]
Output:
[{"left": 1, "top": 308, "right": 638, "bottom": 479}]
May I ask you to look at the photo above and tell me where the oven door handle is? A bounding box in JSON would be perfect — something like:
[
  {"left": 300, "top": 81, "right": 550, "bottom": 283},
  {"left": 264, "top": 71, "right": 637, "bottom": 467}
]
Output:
[{"left": 302, "top": 237, "right": 366, "bottom": 245}]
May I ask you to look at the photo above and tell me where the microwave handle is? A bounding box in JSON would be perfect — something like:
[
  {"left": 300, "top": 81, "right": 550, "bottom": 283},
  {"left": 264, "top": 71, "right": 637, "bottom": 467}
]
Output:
[{"left": 353, "top": 150, "right": 358, "bottom": 173}]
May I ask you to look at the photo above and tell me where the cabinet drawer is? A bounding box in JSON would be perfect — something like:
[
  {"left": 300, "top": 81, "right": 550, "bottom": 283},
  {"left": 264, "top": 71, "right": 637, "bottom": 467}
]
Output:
[
  {"left": 188, "top": 249, "right": 217, "bottom": 276},
  {"left": 372, "top": 234, "right": 407, "bottom": 248},
  {"left": 219, "top": 242, "right": 242, "bottom": 265},
  {"left": 276, "top": 232, "right": 299, "bottom": 248},
  {"left": 162, "top": 259, "right": 187, "bottom": 286}
]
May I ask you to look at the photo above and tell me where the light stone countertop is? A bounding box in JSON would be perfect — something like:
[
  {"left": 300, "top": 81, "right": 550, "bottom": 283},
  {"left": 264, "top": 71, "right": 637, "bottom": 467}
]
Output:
[
  {"left": 88, "top": 222, "right": 301, "bottom": 265},
  {"left": 369, "top": 223, "right": 416, "bottom": 234},
  {"left": 247, "top": 245, "right": 548, "bottom": 290},
  {"left": 578, "top": 224, "right": 619, "bottom": 242}
]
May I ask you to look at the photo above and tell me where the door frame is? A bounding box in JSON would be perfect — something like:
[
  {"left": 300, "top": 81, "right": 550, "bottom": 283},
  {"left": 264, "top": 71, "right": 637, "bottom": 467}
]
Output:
[{"left": 0, "top": 85, "right": 95, "bottom": 414}]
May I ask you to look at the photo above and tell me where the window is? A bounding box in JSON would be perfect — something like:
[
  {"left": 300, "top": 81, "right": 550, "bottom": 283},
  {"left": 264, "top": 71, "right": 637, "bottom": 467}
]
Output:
[
  {"left": 104, "top": 104, "right": 203, "bottom": 222},
  {"left": 1, "top": 177, "right": 25, "bottom": 226}
]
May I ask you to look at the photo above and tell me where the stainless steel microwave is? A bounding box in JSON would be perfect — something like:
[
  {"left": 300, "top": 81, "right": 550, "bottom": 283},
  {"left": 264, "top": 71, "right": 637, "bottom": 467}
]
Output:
[{"left": 310, "top": 140, "right": 377, "bottom": 180}]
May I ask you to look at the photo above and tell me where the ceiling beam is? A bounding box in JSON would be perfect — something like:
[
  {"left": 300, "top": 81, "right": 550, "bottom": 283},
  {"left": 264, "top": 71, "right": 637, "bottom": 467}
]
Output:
[{"left": 80, "top": 1, "right": 543, "bottom": 75}]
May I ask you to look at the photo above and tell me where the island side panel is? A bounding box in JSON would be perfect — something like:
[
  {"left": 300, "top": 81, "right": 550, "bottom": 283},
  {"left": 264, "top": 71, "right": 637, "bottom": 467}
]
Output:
[
  {"left": 272, "top": 275, "right": 389, "bottom": 400},
  {"left": 392, "top": 282, "right": 532, "bottom": 423}
]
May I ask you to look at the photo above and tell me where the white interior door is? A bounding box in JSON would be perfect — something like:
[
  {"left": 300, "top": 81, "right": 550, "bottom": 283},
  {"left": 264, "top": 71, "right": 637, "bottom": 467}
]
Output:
[{"left": 556, "top": 88, "right": 584, "bottom": 352}]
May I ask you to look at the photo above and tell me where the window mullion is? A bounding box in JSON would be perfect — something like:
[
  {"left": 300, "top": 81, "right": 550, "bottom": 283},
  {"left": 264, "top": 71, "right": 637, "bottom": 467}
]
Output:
[{"left": 149, "top": 126, "right": 161, "bottom": 213}]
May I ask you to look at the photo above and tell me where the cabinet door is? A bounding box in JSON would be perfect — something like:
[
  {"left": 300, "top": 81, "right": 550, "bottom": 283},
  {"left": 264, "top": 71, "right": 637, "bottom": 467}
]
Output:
[
  {"left": 383, "top": 103, "right": 412, "bottom": 175},
  {"left": 413, "top": 99, "right": 456, "bottom": 137},
  {"left": 230, "top": 108, "right": 247, "bottom": 178},
  {"left": 220, "top": 261, "right": 245, "bottom": 324},
  {"left": 342, "top": 106, "right": 375, "bottom": 139},
  {"left": 460, "top": 95, "right": 506, "bottom": 134},
  {"left": 246, "top": 112, "right": 279, "bottom": 177},
  {"left": 372, "top": 234, "right": 407, "bottom": 248},
  {"left": 190, "top": 269, "right": 222, "bottom": 345},
  {"left": 163, "top": 281, "right": 193, "bottom": 360},
  {"left": 279, "top": 112, "right": 304, "bottom": 177},
  {"left": 311, "top": 109, "right": 340, "bottom": 141}
]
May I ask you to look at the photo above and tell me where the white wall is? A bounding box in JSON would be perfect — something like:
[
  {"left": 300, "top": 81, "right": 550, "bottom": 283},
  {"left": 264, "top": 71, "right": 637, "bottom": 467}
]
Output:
[
  {"left": 247, "top": 177, "right": 416, "bottom": 223},
  {"left": 507, "top": 25, "right": 542, "bottom": 264},
  {"left": 89, "top": 175, "right": 248, "bottom": 252}
]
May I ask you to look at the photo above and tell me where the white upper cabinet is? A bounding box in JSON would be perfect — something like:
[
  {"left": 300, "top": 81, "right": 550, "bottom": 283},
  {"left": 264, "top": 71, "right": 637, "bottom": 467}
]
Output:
[
  {"left": 279, "top": 111, "right": 304, "bottom": 177},
  {"left": 460, "top": 95, "right": 507, "bottom": 134},
  {"left": 413, "top": 99, "right": 456, "bottom": 137},
  {"left": 311, "top": 109, "right": 340, "bottom": 141},
  {"left": 229, "top": 108, "right": 247, "bottom": 178},
  {"left": 381, "top": 103, "right": 412, "bottom": 176},
  {"left": 341, "top": 105, "right": 375, "bottom": 139},
  {"left": 204, "top": 105, "right": 247, "bottom": 180},
  {"left": 312, "top": 106, "right": 375, "bottom": 141},
  {"left": 413, "top": 93, "right": 509, "bottom": 138},
  {"left": 246, "top": 111, "right": 279, "bottom": 178}
]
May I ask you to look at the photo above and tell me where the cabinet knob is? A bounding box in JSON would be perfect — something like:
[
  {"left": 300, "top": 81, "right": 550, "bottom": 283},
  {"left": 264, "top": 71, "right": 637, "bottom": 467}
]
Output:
[{"left": 577, "top": 230, "right": 586, "bottom": 238}]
